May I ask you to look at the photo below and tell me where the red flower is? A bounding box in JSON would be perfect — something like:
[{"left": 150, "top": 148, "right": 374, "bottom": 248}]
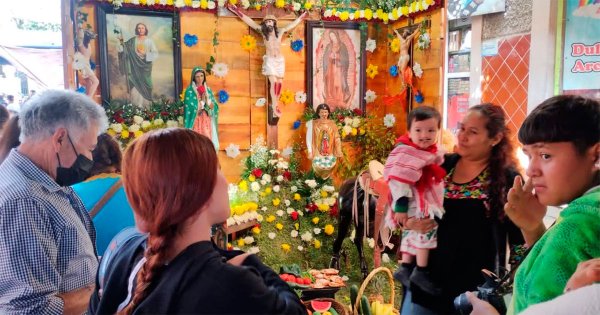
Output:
[
  {"left": 114, "top": 115, "right": 124, "bottom": 123},
  {"left": 251, "top": 168, "right": 263, "bottom": 178},
  {"left": 330, "top": 201, "right": 339, "bottom": 217},
  {"left": 290, "top": 211, "right": 299, "bottom": 221},
  {"left": 161, "top": 111, "right": 169, "bottom": 116},
  {"left": 254, "top": 223, "right": 261, "bottom": 229},
  {"left": 197, "top": 85, "right": 206, "bottom": 95},
  {"left": 337, "top": 114, "right": 344, "bottom": 121},
  {"left": 305, "top": 203, "right": 317, "bottom": 213},
  {"left": 283, "top": 170, "right": 292, "bottom": 181},
  {"left": 353, "top": 108, "right": 363, "bottom": 116}
]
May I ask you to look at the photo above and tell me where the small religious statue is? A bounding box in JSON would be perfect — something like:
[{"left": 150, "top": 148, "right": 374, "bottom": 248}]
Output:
[
  {"left": 394, "top": 27, "right": 420, "bottom": 85},
  {"left": 306, "top": 103, "right": 343, "bottom": 179},
  {"left": 73, "top": 27, "right": 99, "bottom": 98},
  {"left": 228, "top": 4, "right": 307, "bottom": 125},
  {"left": 184, "top": 66, "right": 220, "bottom": 150}
]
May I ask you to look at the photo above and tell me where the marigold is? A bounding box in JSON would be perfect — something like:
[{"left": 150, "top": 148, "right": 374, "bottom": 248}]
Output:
[
  {"left": 134, "top": 130, "right": 143, "bottom": 138},
  {"left": 318, "top": 203, "right": 330, "bottom": 212},
  {"left": 240, "top": 35, "right": 257, "bottom": 52},
  {"left": 351, "top": 128, "right": 358, "bottom": 136},
  {"left": 366, "top": 64, "right": 379, "bottom": 79},
  {"left": 324, "top": 224, "right": 335, "bottom": 235},
  {"left": 265, "top": 187, "right": 272, "bottom": 194}
]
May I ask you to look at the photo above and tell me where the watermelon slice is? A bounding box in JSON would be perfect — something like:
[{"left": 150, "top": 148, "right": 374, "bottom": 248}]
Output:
[{"left": 311, "top": 300, "right": 332, "bottom": 312}]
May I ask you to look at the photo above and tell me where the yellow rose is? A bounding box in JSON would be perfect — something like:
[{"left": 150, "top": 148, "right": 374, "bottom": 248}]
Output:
[
  {"left": 364, "top": 8, "right": 373, "bottom": 20},
  {"left": 254, "top": 4, "right": 261, "bottom": 10},
  {"left": 351, "top": 128, "right": 358, "bottom": 136},
  {"left": 314, "top": 239, "right": 321, "bottom": 249},
  {"left": 376, "top": 9, "right": 384, "bottom": 18},
  {"left": 238, "top": 180, "right": 248, "bottom": 192},
  {"left": 392, "top": 8, "right": 399, "bottom": 19},
  {"left": 304, "top": 1, "right": 312, "bottom": 9},
  {"left": 276, "top": 223, "right": 284, "bottom": 230},
  {"left": 265, "top": 187, "right": 272, "bottom": 194},
  {"left": 324, "top": 224, "right": 335, "bottom": 235},
  {"left": 184, "top": 0, "right": 192, "bottom": 6},
  {"left": 237, "top": 238, "right": 245, "bottom": 247},
  {"left": 200, "top": 0, "right": 208, "bottom": 9},
  {"left": 266, "top": 215, "right": 276, "bottom": 223},
  {"left": 134, "top": 130, "right": 143, "bottom": 138},
  {"left": 228, "top": 0, "right": 238, "bottom": 5},
  {"left": 121, "top": 130, "right": 130, "bottom": 139},
  {"left": 248, "top": 174, "right": 256, "bottom": 182},
  {"left": 339, "top": 11, "right": 349, "bottom": 21},
  {"left": 318, "top": 203, "right": 330, "bottom": 212},
  {"left": 312, "top": 217, "right": 319, "bottom": 224},
  {"left": 272, "top": 198, "right": 281, "bottom": 206},
  {"left": 275, "top": 0, "right": 284, "bottom": 8},
  {"left": 294, "top": 223, "right": 299, "bottom": 230},
  {"left": 294, "top": 193, "right": 301, "bottom": 201}
]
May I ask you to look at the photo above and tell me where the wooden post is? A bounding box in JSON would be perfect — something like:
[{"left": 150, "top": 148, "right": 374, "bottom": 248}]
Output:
[
  {"left": 60, "top": 0, "right": 75, "bottom": 90},
  {"left": 266, "top": 80, "right": 279, "bottom": 148}
]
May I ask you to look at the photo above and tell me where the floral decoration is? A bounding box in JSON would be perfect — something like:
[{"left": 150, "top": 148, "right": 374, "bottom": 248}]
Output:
[
  {"left": 364, "top": 89, "right": 377, "bottom": 103},
  {"left": 389, "top": 65, "right": 399, "bottom": 77},
  {"left": 366, "top": 64, "right": 379, "bottom": 79},
  {"left": 255, "top": 97, "right": 266, "bottom": 107},
  {"left": 212, "top": 62, "right": 229, "bottom": 78},
  {"left": 390, "top": 37, "right": 401, "bottom": 53},
  {"left": 413, "top": 62, "right": 423, "bottom": 78},
  {"left": 279, "top": 89, "right": 294, "bottom": 105},
  {"left": 218, "top": 90, "right": 229, "bottom": 103},
  {"left": 415, "top": 90, "right": 424, "bottom": 103},
  {"left": 240, "top": 35, "right": 257, "bottom": 52},
  {"left": 183, "top": 33, "right": 198, "bottom": 47},
  {"left": 383, "top": 113, "right": 396, "bottom": 128},
  {"left": 365, "top": 38, "right": 376, "bottom": 53},
  {"left": 292, "top": 120, "right": 302, "bottom": 130},
  {"left": 290, "top": 39, "right": 304, "bottom": 52},
  {"left": 417, "top": 32, "right": 431, "bottom": 50},
  {"left": 225, "top": 143, "right": 241, "bottom": 158},
  {"left": 294, "top": 91, "right": 307, "bottom": 104}
]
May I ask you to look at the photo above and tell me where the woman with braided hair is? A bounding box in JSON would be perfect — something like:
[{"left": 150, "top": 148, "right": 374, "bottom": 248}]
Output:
[{"left": 88, "top": 128, "right": 306, "bottom": 314}]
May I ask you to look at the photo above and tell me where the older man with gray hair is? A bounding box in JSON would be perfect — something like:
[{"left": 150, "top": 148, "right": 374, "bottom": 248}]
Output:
[{"left": 0, "top": 90, "right": 108, "bottom": 315}]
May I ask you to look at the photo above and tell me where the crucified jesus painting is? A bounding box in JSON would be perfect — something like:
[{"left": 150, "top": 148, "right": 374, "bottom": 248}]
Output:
[{"left": 228, "top": 4, "right": 307, "bottom": 125}]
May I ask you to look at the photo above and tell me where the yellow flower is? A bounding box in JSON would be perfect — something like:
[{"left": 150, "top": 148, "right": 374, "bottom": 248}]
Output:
[
  {"left": 339, "top": 11, "right": 349, "bottom": 21},
  {"left": 140, "top": 0, "right": 148, "bottom": 5},
  {"left": 294, "top": 223, "right": 299, "bottom": 230},
  {"left": 257, "top": 214, "right": 264, "bottom": 222},
  {"left": 353, "top": 11, "right": 360, "bottom": 20},
  {"left": 121, "top": 130, "right": 130, "bottom": 139},
  {"left": 237, "top": 238, "right": 245, "bottom": 247},
  {"left": 366, "top": 64, "right": 379, "bottom": 79},
  {"left": 107, "top": 129, "right": 117, "bottom": 137},
  {"left": 254, "top": 4, "right": 261, "bottom": 10},
  {"left": 390, "top": 38, "right": 401, "bottom": 53},
  {"left": 351, "top": 128, "right": 358, "bottom": 136},
  {"left": 281, "top": 243, "right": 291, "bottom": 252},
  {"left": 272, "top": 198, "right": 281, "bottom": 206},
  {"left": 400, "top": 6, "right": 409, "bottom": 16},
  {"left": 276, "top": 223, "right": 284, "bottom": 230},
  {"left": 324, "top": 224, "right": 335, "bottom": 235},
  {"left": 294, "top": 193, "right": 301, "bottom": 201},
  {"left": 312, "top": 217, "right": 319, "bottom": 224},
  {"left": 184, "top": 0, "right": 192, "bottom": 6},
  {"left": 266, "top": 215, "right": 276, "bottom": 223},
  {"left": 304, "top": 1, "right": 312, "bottom": 10},
  {"left": 392, "top": 8, "right": 399, "bottom": 19},
  {"left": 275, "top": 0, "right": 284, "bottom": 8},
  {"left": 248, "top": 174, "right": 256, "bottom": 182},
  {"left": 341, "top": 130, "right": 347, "bottom": 138},
  {"left": 134, "top": 130, "right": 143, "bottom": 138},
  {"left": 376, "top": 9, "right": 384, "bottom": 18},
  {"left": 200, "top": 0, "right": 208, "bottom": 9},
  {"left": 228, "top": 0, "right": 238, "bottom": 5},
  {"left": 364, "top": 8, "right": 373, "bottom": 20},
  {"left": 381, "top": 13, "right": 389, "bottom": 23},
  {"left": 320, "top": 190, "right": 328, "bottom": 198},
  {"left": 318, "top": 203, "right": 330, "bottom": 212},
  {"left": 240, "top": 35, "right": 257, "bottom": 52},
  {"left": 238, "top": 180, "right": 248, "bottom": 192},
  {"left": 314, "top": 239, "right": 321, "bottom": 249},
  {"left": 359, "top": 128, "right": 365, "bottom": 135},
  {"left": 279, "top": 89, "right": 294, "bottom": 105},
  {"left": 265, "top": 187, "right": 272, "bottom": 194},
  {"left": 252, "top": 226, "right": 261, "bottom": 234},
  {"left": 166, "top": 0, "right": 174, "bottom": 5},
  {"left": 248, "top": 202, "right": 258, "bottom": 211},
  {"left": 425, "top": 0, "right": 434, "bottom": 5}
]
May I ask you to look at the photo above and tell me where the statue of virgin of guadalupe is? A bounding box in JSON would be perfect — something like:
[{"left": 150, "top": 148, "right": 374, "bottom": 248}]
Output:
[
  {"left": 306, "top": 103, "right": 343, "bottom": 179},
  {"left": 183, "top": 66, "right": 220, "bottom": 150}
]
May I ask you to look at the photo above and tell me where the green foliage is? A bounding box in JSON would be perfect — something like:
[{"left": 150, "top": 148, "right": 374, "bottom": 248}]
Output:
[{"left": 12, "top": 18, "right": 61, "bottom": 32}]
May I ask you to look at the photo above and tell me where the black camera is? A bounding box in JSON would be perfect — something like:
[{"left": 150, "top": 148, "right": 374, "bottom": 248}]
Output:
[{"left": 454, "top": 269, "right": 509, "bottom": 315}]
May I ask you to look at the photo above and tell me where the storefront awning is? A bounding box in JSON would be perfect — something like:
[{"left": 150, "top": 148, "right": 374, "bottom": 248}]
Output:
[{"left": 0, "top": 45, "right": 64, "bottom": 89}]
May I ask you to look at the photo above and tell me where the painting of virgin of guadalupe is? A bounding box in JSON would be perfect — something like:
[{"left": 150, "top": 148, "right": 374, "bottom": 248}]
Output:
[{"left": 307, "top": 21, "right": 366, "bottom": 112}]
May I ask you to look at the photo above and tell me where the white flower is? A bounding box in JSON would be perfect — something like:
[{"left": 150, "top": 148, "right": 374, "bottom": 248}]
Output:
[
  {"left": 226, "top": 217, "right": 235, "bottom": 226},
  {"left": 313, "top": 228, "right": 321, "bottom": 235},
  {"left": 132, "top": 115, "right": 144, "bottom": 124},
  {"left": 268, "top": 159, "right": 278, "bottom": 166},
  {"left": 260, "top": 179, "right": 267, "bottom": 185},
  {"left": 262, "top": 174, "right": 272, "bottom": 183},
  {"left": 128, "top": 124, "right": 140, "bottom": 132},
  {"left": 422, "top": 0, "right": 430, "bottom": 10},
  {"left": 248, "top": 246, "right": 260, "bottom": 254},
  {"left": 418, "top": 33, "right": 431, "bottom": 50},
  {"left": 382, "top": 253, "right": 391, "bottom": 263},
  {"left": 295, "top": 91, "right": 307, "bottom": 103},
  {"left": 359, "top": 10, "right": 365, "bottom": 18},
  {"left": 323, "top": 185, "right": 335, "bottom": 192},
  {"left": 166, "top": 120, "right": 178, "bottom": 128},
  {"left": 301, "top": 231, "right": 313, "bottom": 242},
  {"left": 276, "top": 161, "right": 289, "bottom": 169},
  {"left": 141, "top": 121, "right": 151, "bottom": 130},
  {"left": 291, "top": 230, "right": 299, "bottom": 238},
  {"left": 284, "top": 199, "right": 291, "bottom": 207},
  {"left": 282, "top": 146, "right": 293, "bottom": 158},
  {"left": 131, "top": 0, "right": 140, "bottom": 4},
  {"left": 276, "top": 210, "right": 284, "bottom": 217},
  {"left": 153, "top": 118, "right": 164, "bottom": 126},
  {"left": 110, "top": 123, "right": 123, "bottom": 133},
  {"left": 112, "top": 0, "right": 123, "bottom": 8},
  {"left": 343, "top": 117, "right": 353, "bottom": 126},
  {"left": 286, "top": 207, "right": 294, "bottom": 214},
  {"left": 413, "top": 62, "right": 424, "bottom": 78},
  {"left": 250, "top": 182, "right": 261, "bottom": 192},
  {"left": 269, "top": 149, "right": 280, "bottom": 155},
  {"left": 383, "top": 113, "right": 396, "bottom": 128},
  {"left": 207, "top": 1, "right": 216, "bottom": 9},
  {"left": 352, "top": 117, "right": 361, "bottom": 128},
  {"left": 367, "top": 238, "right": 375, "bottom": 248},
  {"left": 256, "top": 214, "right": 263, "bottom": 222},
  {"left": 273, "top": 185, "right": 281, "bottom": 193},
  {"left": 276, "top": 175, "right": 284, "bottom": 182},
  {"left": 212, "top": 62, "right": 229, "bottom": 78},
  {"left": 343, "top": 125, "right": 353, "bottom": 135},
  {"left": 268, "top": 232, "right": 276, "bottom": 240},
  {"left": 364, "top": 89, "right": 377, "bottom": 103},
  {"left": 255, "top": 98, "right": 266, "bottom": 107},
  {"left": 291, "top": 185, "right": 298, "bottom": 192},
  {"left": 261, "top": 206, "right": 267, "bottom": 211},
  {"left": 244, "top": 236, "right": 255, "bottom": 244},
  {"left": 174, "top": 0, "right": 185, "bottom": 8},
  {"left": 159, "top": 0, "right": 167, "bottom": 4},
  {"left": 342, "top": 275, "right": 349, "bottom": 281},
  {"left": 225, "top": 143, "right": 240, "bottom": 158},
  {"left": 192, "top": 0, "right": 201, "bottom": 8},
  {"left": 297, "top": 245, "right": 304, "bottom": 251},
  {"left": 292, "top": 2, "right": 301, "bottom": 11},
  {"left": 326, "top": 197, "right": 336, "bottom": 206},
  {"left": 241, "top": 0, "right": 250, "bottom": 9},
  {"left": 324, "top": 9, "right": 332, "bottom": 17},
  {"left": 297, "top": 210, "right": 304, "bottom": 216},
  {"left": 365, "top": 38, "right": 377, "bottom": 53},
  {"left": 305, "top": 180, "right": 317, "bottom": 189}
]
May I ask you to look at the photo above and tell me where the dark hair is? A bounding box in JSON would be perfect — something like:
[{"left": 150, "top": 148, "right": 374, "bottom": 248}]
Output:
[
  {"left": 0, "top": 105, "right": 8, "bottom": 130},
  {"left": 135, "top": 23, "right": 149, "bottom": 36},
  {"left": 120, "top": 128, "right": 218, "bottom": 315},
  {"left": 469, "top": 103, "right": 519, "bottom": 220},
  {"left": 0, "top": 116, "right": 21, "bottom": 163},
  {"left": 90, "top": 133, "right": 122, "bottom": 177},
  {"left": 407, "top": 106, "right": 442, "bottom": 129},
  {"left": 260, "top": 20, "right": 279, "bottom": 39},
  {"left": 7, "top": 95, "right": 14, "bottom": 102},
  {"left": 82, "top": 29, "right": 96, "bottom": 48},
  {"left": 314, "top": 103, "right": 331, "bottom": 119},
  {"left": 519, "top": 95, "right": 600, "bottom": 155},
  {"left": 193, "top": 69, "right": 206, "bottom": 86}
]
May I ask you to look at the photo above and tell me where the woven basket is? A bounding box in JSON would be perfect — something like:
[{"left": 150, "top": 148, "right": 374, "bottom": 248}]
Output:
[
  {"left": 303, "top": 297, "right": 349, "bottom": 315},
  {"left": 352, "top": 267, "right": 400, "bottom": 315}
]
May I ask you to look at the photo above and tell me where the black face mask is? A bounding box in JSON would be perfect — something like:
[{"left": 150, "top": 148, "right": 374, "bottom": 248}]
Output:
[{"left": 55, "top": 134, "right": 93, "bottom": 186}]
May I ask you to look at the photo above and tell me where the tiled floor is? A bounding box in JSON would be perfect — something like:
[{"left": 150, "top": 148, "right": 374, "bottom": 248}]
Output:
[{"left": 481, "top": 34, "right": 531, "bottom": 140}]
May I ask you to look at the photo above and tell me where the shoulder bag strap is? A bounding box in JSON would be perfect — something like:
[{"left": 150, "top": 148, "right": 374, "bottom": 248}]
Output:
[{"left": 89, "top": 179, "right": 123, "bottom": 219}]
